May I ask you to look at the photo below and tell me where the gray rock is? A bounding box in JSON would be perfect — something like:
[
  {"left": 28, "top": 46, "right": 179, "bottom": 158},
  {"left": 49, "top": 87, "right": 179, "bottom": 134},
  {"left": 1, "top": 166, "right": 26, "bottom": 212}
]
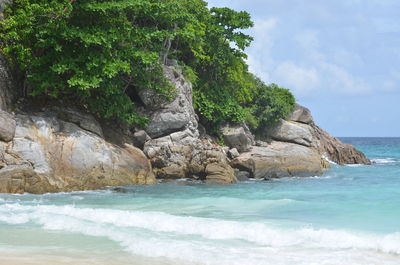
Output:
[
  {"left": 267, "top": 120, "right": 313, "bottom": 147},
  {"left": 221, "top": 124, "right": 255, "bottom": 153},
  {"left": 133, "top": 130, "right": 150, "bottom": 149},
  {"left": 0, "top": 112, "right": 156, "bottom": 194},
  {"left": 290, "top": 104, "right": 313, "bottom": 124},
  {"left": 146, "top": 112, "right": 190, "bottom": 138},
  {"left": 255, "top": 140, "right": 269, "bottom": 147},
  {"left": 228, "top": 148, "right": 240, "bottom": 159},
  {"left": 140, "top": 66, "right": 198, "bottom": 138},
  {"left": 0, "top": 110, "right": 16, "bottom": 142},
  {"left": 56, "top": 108, "right": 104, "bottom": 137},
  {"left": 231, "top": 142, "right": 329, "bottom": 179},
  {"left": 144, "top": 134, "right": 237, "bottom": 184},
  {"left": 235, "top": 170, "right": 250, "bottom": 181}
]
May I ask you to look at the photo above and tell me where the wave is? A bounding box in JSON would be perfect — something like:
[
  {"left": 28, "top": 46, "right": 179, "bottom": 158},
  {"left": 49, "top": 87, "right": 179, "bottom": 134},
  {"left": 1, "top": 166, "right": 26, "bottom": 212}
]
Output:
[
  {"left": 371, "top": 158, "right": 397, "bottom": 164},
  {"left": 345, "top": 164, "right": 365, "bottom": 167},
  {"left": 1, "top": 203, "right": 399, "bottom": 258},
  {"left": 289, "top": 175, "right": 333, "bottom": 180}
]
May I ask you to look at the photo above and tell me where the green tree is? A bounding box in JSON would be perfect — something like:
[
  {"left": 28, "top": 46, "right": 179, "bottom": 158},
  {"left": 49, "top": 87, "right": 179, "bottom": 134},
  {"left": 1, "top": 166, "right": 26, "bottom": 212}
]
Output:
[
  {"left": 1, "top": 0, "right": 295, "bottom": 132},
  {"left": 245, "top": 77, "right": 296, "bottom": 132}
]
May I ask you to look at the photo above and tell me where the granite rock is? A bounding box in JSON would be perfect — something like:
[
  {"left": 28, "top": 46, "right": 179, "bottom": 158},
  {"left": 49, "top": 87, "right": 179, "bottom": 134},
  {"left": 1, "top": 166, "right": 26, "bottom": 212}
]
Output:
[{"left": 0, "top": 112, "right": 155, "bottom": 194}]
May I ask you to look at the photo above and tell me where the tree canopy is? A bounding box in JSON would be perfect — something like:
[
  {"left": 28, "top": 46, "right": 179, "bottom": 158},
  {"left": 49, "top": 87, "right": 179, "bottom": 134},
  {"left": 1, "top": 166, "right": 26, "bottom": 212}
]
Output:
[{"left": 0, "top": 0, "right": 295, "bottom": 132}]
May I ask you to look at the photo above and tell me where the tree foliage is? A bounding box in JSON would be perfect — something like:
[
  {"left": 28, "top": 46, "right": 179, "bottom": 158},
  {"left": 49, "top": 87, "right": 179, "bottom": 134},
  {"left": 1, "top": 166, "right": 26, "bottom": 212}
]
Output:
[
  {"left": 1, "top": 0, "right": 295, "bottom": 131},
  {"left": 245, "top": 78, "right": 296, "bottom": 132}
]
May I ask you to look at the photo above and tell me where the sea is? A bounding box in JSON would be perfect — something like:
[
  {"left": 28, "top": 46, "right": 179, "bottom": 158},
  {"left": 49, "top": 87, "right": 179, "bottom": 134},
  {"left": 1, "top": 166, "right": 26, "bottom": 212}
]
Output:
[{"left": 0, "top": 137, "right": 399, "bottom": 265}]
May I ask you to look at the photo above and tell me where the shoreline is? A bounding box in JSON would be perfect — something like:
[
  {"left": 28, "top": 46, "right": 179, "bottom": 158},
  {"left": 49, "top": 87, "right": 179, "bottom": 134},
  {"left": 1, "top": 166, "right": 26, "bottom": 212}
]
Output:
[{"left": 0, "top": 249, "right": 185, "bottom": 265}]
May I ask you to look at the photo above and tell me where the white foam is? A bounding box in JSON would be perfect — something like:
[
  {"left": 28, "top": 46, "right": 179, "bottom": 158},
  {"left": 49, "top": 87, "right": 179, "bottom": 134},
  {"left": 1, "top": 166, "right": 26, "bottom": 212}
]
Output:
[
  {"left": 345, "top": 164, "right": 364, "bottom": 167},
  {"left": 371, "top": 158, "right": 397, "bottom": 164},
  {"left": 291, "top": 175, "right": 333, "bottom": 180},
  {"left": 322, "top": 154, "right": 338, "bottom": 165},
  {"left": 1, "top": 203, "right": 399, "bottom": 258}
]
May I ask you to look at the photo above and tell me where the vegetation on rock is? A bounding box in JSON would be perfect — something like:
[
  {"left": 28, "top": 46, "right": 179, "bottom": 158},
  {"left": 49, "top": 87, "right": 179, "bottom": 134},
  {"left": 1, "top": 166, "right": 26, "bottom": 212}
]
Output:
[{"left": 0, "top": 0, "right": 295, "bottom": 132}]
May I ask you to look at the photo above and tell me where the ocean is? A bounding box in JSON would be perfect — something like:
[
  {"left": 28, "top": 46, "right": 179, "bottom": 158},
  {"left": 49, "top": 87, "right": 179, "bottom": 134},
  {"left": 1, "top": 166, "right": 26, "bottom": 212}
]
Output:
[{"left": 0, "top": 138, "right": 399, "bottom": 265}]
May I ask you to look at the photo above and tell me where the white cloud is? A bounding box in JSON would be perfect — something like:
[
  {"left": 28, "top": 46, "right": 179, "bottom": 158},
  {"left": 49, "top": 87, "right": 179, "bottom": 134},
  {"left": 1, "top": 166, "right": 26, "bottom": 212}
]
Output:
[
  {"left": 273, "top": 61, "right": 320, "bottom": 96},
  {"left": 295, "top": 30, "right": 320, "bottom": 50},
  {"left": 246, "top": 18, "right": 278, "bottom": 82},
  {"left": 211, "top": 0, "right": 400, "bottom": 100},
  {"left": 320, "top": 62, "right": 372, "bottom": 95},
  {"left": 382, "top": 70, "right": 400, "bottom": 93}
]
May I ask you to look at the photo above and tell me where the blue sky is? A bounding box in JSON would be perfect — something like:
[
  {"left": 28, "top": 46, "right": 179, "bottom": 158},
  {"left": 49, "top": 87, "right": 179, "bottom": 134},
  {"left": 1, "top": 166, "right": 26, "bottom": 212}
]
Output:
[{"left": 207, "top": 0, "right": 400, "bottom": 137}]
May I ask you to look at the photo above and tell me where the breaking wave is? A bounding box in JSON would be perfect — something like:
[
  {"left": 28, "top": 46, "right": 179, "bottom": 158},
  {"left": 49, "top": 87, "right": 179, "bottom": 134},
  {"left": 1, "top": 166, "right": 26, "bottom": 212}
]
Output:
[{"left": 0, "top": 203, "right": 399, "bottom": 261}]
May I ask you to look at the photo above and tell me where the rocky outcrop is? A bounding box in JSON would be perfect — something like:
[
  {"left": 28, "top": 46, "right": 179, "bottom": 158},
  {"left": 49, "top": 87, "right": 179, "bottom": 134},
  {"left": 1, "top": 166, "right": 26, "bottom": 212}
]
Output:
[
  {"left": 0, "top": 112, "right": 156, "bottom": 193},
  {"left": 0, "top": 48, "right": 370, "bottom": 192},
  {"left": 230, "top": 104, "right": 370, "bottom": 179},
  {"left": 221, "top": 124, "right": 254, "bottom": 152},
  {"left": 139, "top": 66, "right": 238, "bottom": 184},
  {"left": 285, "top": 104, "right": 370, "bottom": 165},
  {"left": 231, "top": 142, "right": 329, "bottom": 179},
  {"left": 311, "top": 124, "right": 371, "bottom": 165},
  {"left": 138, "top": 65, "right": 370, "bottom": 183},
  {"left": 139, "top": 66, "right": 198, "bottom": 138},
  {"left": 261, "top": 104, "right": 370, "bottom": 166}
]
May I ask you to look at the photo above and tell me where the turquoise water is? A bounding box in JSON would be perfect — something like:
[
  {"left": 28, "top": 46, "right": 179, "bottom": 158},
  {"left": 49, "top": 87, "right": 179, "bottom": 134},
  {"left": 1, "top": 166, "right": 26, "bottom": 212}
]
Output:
[{"left": 0, "top": 138, "right": 399, "bottom": 265}]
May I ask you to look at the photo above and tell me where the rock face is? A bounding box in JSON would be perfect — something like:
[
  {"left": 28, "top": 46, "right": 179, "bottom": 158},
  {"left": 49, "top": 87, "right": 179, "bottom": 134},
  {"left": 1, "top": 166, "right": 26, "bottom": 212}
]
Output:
[
  {"left": 286, "top": 104, "right": 370, "bottom": 165},
  {"left": 231, "top": 143, "right": 329, "bottom": 179},
  {"left": 0, "top": 48, "right": 370, "bottom": 192},
  {"left": 139, "top": 66, "right": 237, "bottom": 184},
  {"left": 140, "top": 66, "right": 198, "bottom": 138},
  {"left": 0, "top": 112, "right": 156, "bottom": 194},
  {"left": 0, "top": 110, "right": 16, "bottom": 142},
  {"left": 230, "top": 104, "right": 370, "bottom": 179},
  {"left": 138, "top": 66, "right": 370, "bottom": 183},
  {"left": 55, "top": 107, "right": 104, "bottom": 137},
  {"left": 221, "top": 124, "right": 254, "bottom": 153}
]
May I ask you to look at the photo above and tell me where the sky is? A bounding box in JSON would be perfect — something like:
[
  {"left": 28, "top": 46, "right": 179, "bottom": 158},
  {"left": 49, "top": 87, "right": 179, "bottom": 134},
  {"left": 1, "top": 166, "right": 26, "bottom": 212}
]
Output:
[{"left": 207, "top": 0, "right": 400, "bottom": 137}]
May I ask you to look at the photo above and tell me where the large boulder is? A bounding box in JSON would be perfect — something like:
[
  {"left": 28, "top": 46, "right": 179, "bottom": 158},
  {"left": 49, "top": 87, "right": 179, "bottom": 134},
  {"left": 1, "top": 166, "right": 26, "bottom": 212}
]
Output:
[
  {"left": 231, "top": 142, "right": 329, "bottom": 179},
  {"left": 0, "top": 110, "right": 16, "bottom": 142},
  {"left": 290, "top": 104, "right": 313, "bottom": 124},
  {"left": 221, "top": 124, "right": 254, "bottom": 153},
  {"left": 205, "top": 162, "right": 236, "bottom": 184},
  {"left": 266, "top": 119, "right": 313, "bottom": 147},
  {"left": 139, "top": 66, "right": 198, "bottom": 138},
  {"left": 0, "top": 112, "right": 156, "bottom": 194}
]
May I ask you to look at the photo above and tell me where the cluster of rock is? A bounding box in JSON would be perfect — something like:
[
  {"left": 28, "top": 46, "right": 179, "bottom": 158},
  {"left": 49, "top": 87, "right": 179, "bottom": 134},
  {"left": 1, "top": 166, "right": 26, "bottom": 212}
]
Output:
[
  {"left": 0, "top": 56, "right": 370, "bottom": 194},
  {"left": 137, "top": 66, "right": 369, "bottom": 183},
  {"left": 140, "top": 66, "right": 237, "bottom": 184}
]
